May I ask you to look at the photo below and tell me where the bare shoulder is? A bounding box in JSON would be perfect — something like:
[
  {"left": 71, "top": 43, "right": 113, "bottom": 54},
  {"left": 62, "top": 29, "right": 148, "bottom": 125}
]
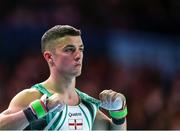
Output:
[
  {"left": 8, "top": 88, "right": 42, "bottom": 111},
  {"left": 92, "top": 110, "right": 111, "bottom": 130}
]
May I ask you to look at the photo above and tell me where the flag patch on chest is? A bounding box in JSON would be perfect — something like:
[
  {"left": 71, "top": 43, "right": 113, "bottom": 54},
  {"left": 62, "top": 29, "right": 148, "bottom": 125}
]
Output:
[{"left": 68, "top": 119, "right": 83, "bottom": 130}]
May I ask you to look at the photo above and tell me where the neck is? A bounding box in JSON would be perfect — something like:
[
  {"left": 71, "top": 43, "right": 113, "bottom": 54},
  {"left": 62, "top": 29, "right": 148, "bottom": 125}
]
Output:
[
  {"left": 41, "top": 74, "right": 80, "bottom": 106},
  {"left": 43, "top": 74, "right": 76, "bottom": 93}
]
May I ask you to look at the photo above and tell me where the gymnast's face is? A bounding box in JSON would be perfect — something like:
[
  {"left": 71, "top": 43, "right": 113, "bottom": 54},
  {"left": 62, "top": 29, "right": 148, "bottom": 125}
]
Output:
[{"left": 44, "top": 35, "right": 84, "bottom": 77}]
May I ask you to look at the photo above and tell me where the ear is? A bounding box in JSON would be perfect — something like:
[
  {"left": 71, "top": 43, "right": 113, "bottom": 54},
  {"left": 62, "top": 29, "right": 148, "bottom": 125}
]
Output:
[{"left": 43, "top": 51, "right": 53, "bottom": 64}]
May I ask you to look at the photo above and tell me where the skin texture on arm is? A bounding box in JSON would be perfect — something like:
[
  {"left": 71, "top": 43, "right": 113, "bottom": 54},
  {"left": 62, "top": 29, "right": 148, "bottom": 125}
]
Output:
[
  {"left": 92, "top": 110, "right": 127, "bottom": 130},
  {"left": 0, "top": 89, "right": 41, "bottom": 130}
]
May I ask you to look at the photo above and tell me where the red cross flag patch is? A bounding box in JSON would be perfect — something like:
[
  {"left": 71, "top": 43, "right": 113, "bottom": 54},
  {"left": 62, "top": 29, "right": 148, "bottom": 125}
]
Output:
[{"left": 68, "top": 119, "right": 83, "bottom": 130}]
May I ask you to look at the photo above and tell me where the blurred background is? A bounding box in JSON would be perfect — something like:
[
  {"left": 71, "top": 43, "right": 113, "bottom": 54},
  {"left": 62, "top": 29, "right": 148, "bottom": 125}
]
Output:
[{"left": 0, "top": 0, "right": 180, "bottom": 129}]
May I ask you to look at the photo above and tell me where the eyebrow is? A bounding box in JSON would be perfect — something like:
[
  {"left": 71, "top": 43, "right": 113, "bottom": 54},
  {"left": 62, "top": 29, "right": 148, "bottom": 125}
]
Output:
[{"left": 64, "top": 44, "right": 84, "bottom": 48}]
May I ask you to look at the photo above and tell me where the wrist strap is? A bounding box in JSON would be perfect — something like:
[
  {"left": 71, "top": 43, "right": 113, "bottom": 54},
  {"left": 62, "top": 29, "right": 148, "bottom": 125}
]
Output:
[
  {"left": 23, "top": 107, "right": 38, "bottom": 123},
  {"left": 30, "top": 99, "right": 47, "bottom": 118},
  {"left": 112, "top": 117, "right": 125, "bottom": 125},
  {"left": 109, "top": 106, "right": 128, "bottom": 119}
]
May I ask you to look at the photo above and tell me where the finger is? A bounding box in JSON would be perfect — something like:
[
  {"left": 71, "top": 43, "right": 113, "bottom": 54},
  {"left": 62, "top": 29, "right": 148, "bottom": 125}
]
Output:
[
  {"left": 116, "top": 93, "right": 126, "bottom": 104},
  {"left": 99, "top": 90, "right": 109, "bottom": 102},
  {"left": 100, "top": 89, "right": 115, "bottom": 104},
  {"left": 41, "top": 94, "right": 47, "bottom": 102},
  {"left": 113, "top": 93, "right": 126, "bottom": 108},
  {"left": 99, "top": 90, "right": 107, "bottom": 100},
  {"left": 106, "top": 90, "right": 116, "bottom": 103},
  {"left": 110, "top": 91, "right": 119, "bottom": 102}
]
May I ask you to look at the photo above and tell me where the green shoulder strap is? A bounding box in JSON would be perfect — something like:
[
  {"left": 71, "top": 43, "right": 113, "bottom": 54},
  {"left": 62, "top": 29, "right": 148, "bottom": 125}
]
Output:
[
  {"left": 31, "top": 84, "right": 52, "bottom": 97},
  {"left": 75, "top": 88, "right": 101, "bottom": 108}
]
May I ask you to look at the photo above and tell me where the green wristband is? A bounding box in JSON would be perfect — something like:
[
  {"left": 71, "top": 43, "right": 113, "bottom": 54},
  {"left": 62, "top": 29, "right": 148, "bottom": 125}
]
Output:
[
  {"left": 109, "top": 106, "right": 128, "bottom": 119},
  {"left": 31, "top": 100, "right": 47, "bottom": 118}
]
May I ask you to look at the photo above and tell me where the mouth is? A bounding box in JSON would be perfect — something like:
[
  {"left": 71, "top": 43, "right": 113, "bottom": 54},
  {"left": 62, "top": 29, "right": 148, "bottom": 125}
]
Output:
[{"left": 74, "top": 63, "right": 81, "bottom": 67}]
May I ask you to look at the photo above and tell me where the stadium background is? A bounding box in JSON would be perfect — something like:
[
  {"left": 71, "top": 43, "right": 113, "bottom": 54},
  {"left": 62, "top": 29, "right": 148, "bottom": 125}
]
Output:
[{"left": 0, "top": 0, "right": 180, "bottom": 129}]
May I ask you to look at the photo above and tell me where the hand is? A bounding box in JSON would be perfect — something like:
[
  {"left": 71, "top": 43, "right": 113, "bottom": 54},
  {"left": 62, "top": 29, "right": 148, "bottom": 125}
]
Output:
[
  {"left": 41, "top": 93, "right": 65, "bottom": 113},
  {"left": 99, "top": 90, "right": 126, "bottom": 111}
]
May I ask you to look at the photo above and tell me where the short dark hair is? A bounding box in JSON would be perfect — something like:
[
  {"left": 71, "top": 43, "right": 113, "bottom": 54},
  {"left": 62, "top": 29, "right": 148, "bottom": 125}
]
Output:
[{"left": 41, "top": 25, "right": 81, "bottom": 53}]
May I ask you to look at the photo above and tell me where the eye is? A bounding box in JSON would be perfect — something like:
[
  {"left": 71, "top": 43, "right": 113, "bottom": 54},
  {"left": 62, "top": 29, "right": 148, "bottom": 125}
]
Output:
[
  {"left": 64, "top": 47, "right": 76, "bottom": 53},
  {"left": 79, "top": 48, "right": 84, "bottom": 52}
]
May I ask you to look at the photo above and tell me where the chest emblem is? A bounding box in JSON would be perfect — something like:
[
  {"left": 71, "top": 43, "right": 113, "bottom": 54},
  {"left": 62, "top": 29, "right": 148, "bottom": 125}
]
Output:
[{"left": 68, "top": 119, "right": 83, "bottom": 130}]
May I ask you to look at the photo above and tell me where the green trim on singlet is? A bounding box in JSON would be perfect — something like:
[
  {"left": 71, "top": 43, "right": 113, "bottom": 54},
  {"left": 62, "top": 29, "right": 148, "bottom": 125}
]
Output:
[
  {"left": 48, "top": 112, "right": 53, "bottom": 129},
  {"left": 50, "top": 111, "right": 63, "bottom": 129},
  {"left": 32, "top": 84, "right": 52, "bottom": 97},
  {"left": 56, "top": 105, "right": 68, "bottom": 130},
  {"left": 81, "top": 100, "right": 94, "bottom": 124},
  {"left": 76, "top": 89, "right": 101, "bottom": 108},
  {"left": 79, "top": 104, "right": 91, "bottom": 130}
]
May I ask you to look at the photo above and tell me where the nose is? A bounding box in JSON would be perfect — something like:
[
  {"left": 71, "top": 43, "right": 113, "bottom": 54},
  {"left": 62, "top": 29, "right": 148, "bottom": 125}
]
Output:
[{"left": 74, "top": 50, "right": 82, "bottom": 61}]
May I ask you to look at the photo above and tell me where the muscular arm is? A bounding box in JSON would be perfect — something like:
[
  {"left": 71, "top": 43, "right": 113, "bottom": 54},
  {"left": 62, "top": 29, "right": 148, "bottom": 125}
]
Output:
[
  {"left": 0, "top": 108, "right": 29, "bottom": 129},
  {"left": 92, "top": 110, "right": 127, "bottom": 130},
  {"left": 0, "top": 89, "right": 41, "bottom": 130}
]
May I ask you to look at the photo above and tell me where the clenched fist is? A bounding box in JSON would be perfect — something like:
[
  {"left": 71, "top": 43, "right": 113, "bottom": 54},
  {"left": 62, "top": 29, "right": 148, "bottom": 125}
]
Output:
[
  {"left": 99, "top": 90, "right": 126, "bottom": 111},
  {"left": 41, "top": 93, "right": 65, "bottom": 113}
]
